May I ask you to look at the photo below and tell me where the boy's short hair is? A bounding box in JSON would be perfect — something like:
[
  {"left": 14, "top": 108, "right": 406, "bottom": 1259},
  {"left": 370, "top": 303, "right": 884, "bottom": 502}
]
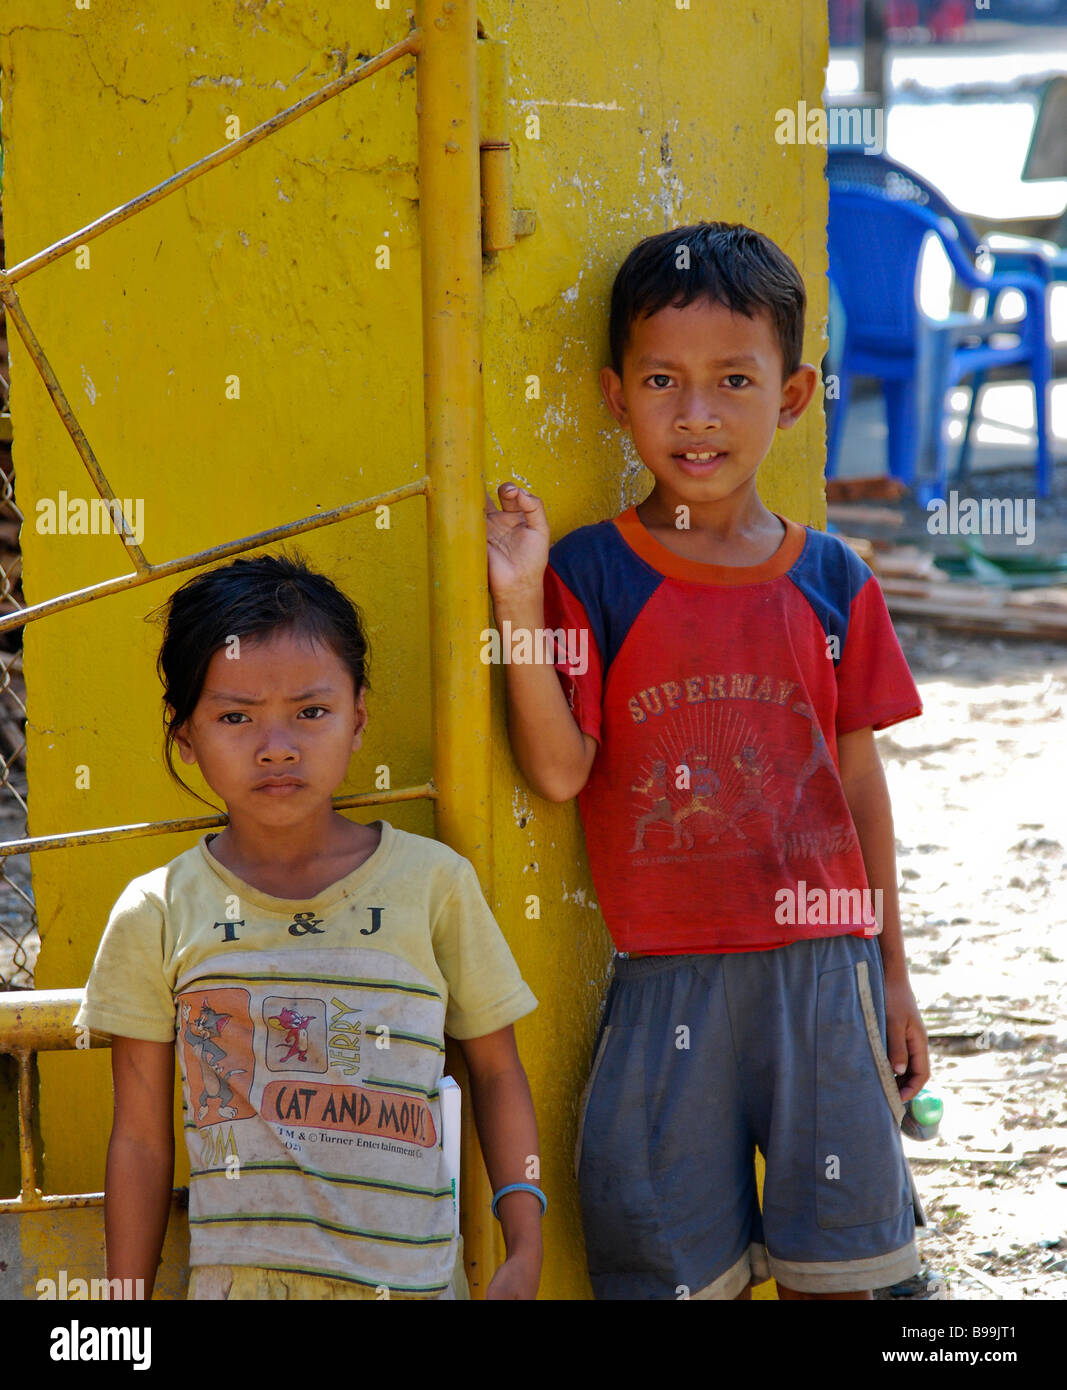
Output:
[{"left": 607, "top": 222, "right": 807, "bottom": 380}]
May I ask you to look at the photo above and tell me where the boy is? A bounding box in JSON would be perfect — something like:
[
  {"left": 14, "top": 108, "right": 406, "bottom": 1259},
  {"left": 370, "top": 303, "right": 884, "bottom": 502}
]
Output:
[{"left": 485, "top": 222, "right": 930, "bottom": 1300}]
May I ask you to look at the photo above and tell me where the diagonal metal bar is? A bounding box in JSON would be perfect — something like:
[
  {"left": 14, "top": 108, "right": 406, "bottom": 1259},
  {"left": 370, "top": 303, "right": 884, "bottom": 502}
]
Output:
[
  {"left": 0, "top": 276, "right": 149, "bottom": 571},
  {"left": 0, "top": 476, "right": 429, "bottom": 637},
  {"left": 0, "top": 29, "right": 421, "bottom": 587},
  {"left": 0, "top": 782, "right": 437, "bottom": 858},
  {"left": 2, "top": 32, "right": 422, "bottom": 286},
  {"left": 0, "top": 994, "right": 168, "bottom": 1214}
]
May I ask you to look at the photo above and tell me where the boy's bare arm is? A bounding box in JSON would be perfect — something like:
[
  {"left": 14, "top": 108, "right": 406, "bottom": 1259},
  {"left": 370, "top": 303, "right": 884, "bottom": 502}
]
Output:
[
  {"left": 837, "top": 726, "right": 931, "bottom": 1103},
  {"left": 458, "top": 1025, "right": 542, "bottom": 1300},
  {"left": 486, "top": 484, "right": 597, "bottom": 801},
  {"left": 106, "top": 1036, "right": 176, "bottom": 1297}
]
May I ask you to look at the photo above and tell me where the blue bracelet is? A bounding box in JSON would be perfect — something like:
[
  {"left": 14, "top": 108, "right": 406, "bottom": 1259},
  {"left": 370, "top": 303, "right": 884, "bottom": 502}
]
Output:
[{"left": 491, "top": 1182, "right": 547, "bottom": 1219}]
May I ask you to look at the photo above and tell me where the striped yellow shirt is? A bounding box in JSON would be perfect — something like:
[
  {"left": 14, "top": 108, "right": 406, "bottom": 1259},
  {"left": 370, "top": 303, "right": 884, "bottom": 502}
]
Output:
[{"left": 77, "top": 821, "right": 536, "bottom": 1296}]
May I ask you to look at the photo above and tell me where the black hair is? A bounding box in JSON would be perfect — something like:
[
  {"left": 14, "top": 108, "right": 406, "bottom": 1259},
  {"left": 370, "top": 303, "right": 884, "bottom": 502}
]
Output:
[
  {"left": 607, "top": 222, "right": 807, "bottom": 380},
  {"left": 152, "top": 549, "right": 371, "bottom": 805}
]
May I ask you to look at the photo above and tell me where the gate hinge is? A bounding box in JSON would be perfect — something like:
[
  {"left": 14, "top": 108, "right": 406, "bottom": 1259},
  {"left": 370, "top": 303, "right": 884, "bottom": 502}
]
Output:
[{"left": 477, "top": 38, "right": 535, "bottom": 252}]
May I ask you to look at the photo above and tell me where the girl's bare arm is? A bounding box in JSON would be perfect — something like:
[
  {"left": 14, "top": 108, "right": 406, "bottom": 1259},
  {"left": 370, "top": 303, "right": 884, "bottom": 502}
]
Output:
[
  {"left": 457, "top": 1025, "right": 542, "bottom": 1300},
  {"left": 105, "top": 1036, "right": 176, "bottom": 1297}
]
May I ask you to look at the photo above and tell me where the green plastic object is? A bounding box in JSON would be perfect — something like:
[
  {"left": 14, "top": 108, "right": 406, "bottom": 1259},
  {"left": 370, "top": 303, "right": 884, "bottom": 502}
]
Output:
[
  {"left": 910, "top": 1091, "right": 943, "bottom": 1127},
  {"left": 901, "top": 1088, "right": 943, "bottom": 1141},
  {"left": 933, "top": 538, "right": 1067, "bottom": 589}
]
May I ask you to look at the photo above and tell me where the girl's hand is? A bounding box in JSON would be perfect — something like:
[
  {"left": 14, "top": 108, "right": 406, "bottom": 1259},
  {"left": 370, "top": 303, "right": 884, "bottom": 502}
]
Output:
[
  {"left": 486, "top": 483, "right": 551, "bottom": 605},
  {"left": 106, "top": 1036, "right": 177, "bottom": 1296},
  {"left": 485, "top": 1244, "right": 542, "bottom": 1301},
  {"left": 457, "top": 1027, "right": 543, "bottom": 1301}
]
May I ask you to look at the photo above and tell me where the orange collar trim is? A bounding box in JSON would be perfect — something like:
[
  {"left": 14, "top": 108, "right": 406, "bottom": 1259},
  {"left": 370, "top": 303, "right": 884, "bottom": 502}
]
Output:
[{"left": 613, "top": 508, "right": 807, "bottom": 585}]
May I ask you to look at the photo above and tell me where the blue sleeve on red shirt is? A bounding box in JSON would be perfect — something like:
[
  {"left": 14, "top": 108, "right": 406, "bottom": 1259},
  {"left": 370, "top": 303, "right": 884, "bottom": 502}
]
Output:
[
  {"left": 788, "top": 527, "right": 921, "bottom": 732},
  {"left": 786, "top": 527, "right": 871, "bottom": 668},
  {"left": 547, "top": 521, "right": 663, "bottom": 677}
]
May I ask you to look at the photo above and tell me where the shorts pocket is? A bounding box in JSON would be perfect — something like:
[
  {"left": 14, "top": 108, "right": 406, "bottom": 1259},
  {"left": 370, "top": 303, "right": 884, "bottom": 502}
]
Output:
[
  {"left": 574, "top": 1023, "right": 615, "bottom": 1178},
  {"left": 855, "top": 959, "right": 906, "bottom": 1125},
  {"left": 575, "top": 1022, "right": 663, "bottom": 1278},
  {"left": 814, "top": 961, "right": 910, "bottom": 1231}
]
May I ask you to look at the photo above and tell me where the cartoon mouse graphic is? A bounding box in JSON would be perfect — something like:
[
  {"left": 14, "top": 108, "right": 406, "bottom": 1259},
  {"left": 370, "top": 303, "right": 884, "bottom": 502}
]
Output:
[{"left": 267, "top": 1005, "right": 313, "bottom": 1064}]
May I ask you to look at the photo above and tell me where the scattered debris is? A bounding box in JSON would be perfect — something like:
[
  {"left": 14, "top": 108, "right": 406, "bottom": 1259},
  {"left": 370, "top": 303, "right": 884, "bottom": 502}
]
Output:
[
  {"left": 827, "top": 502, "right": 906, "bottom": 529},
  {"left": 825, "top": 476, "right": 911, "bottom": 503},
  {"left": 834, "top": 529, "right": 1067, "bottom": 641}
]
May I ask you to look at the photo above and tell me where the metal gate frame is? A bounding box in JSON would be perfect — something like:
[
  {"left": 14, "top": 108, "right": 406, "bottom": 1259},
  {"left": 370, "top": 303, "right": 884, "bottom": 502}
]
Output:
[{"left": 0, "top": 0, "right": 512, "bottom": 1295}]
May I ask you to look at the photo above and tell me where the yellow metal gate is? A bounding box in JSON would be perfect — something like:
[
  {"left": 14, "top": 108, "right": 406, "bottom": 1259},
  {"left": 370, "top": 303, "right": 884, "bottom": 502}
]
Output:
[{"left": 0, "top": 0, "right": 513, "bottom": 1295}]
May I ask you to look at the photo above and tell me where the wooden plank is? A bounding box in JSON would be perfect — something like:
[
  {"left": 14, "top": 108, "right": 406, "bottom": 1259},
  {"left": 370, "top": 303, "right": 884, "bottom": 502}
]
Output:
[
  {"left": 825, "top": 476, "right": 910, "bottom": 503},
  {"left": 881, "top": 577, "right": 954, "bottom": 597},
  {"left": 826, "top": 503, "right": 905, "bottom": 527},
  {"left": 957, "top": 1263, "right": 1016, "bottom": 1299},
  {"left": 875, "top": 547, "right": 943, "bottom": 581},
  {"left": 884, "top": 591, "right": 1067, "bottom": 640},
  {"left": 837, "top": 534, "right": 875, "bottom": 567},
  {"left": 908, "top": 1152, "right": 1025, "bottom": 1166}
]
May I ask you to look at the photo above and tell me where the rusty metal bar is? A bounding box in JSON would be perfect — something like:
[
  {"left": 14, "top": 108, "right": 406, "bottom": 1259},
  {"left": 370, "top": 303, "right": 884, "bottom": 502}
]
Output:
[
  {"left": 0, "top": 783, "right": 436, "bottom": 858},
  {"left": 3, "top": 34, "right": 422, "bottom": 286},
  {"left": 15, "top": 1050, "right": 39, "bottom": 1203},
  {"left": 0, "top": 1193, "right": 106, "bottom": 1215},
  {"left": 0, "top": 989, "right": 104, "bottom": 1052},
  {"left": 0, "top": 995, "right": 98, "bottom": 1213},
  {"left": 0, "top": 991, "right": 182, "bottom": 1215},
  {"left": 0, "top": 477, "right": 429, "bottom": 637},
  {"left": 0, "top": 277, "right": 149, "bottom": 572}
]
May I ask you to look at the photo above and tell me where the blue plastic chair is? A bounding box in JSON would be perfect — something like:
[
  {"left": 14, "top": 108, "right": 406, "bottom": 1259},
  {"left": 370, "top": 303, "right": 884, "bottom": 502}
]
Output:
[
  {"left": 827, "top": 189, "right": 1052, "bottom": 501},
  {"left": 828, "top": 148, "right": 1066, "bottom": 482},
  {"left": 828, "top": 147, "right": 982, "bottom": 245},
  {"left": 827, "top": 146, "right": 1067, "bottom": 286}
]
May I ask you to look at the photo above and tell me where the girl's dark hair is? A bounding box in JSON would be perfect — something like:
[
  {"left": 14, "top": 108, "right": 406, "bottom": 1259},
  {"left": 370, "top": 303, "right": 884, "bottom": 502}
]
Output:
[
  {"left": 607, "top": 222, "right": 807, "bottom": 380},
  {"left": 153, "top": 549, "right": 371, "bottom": 805}
]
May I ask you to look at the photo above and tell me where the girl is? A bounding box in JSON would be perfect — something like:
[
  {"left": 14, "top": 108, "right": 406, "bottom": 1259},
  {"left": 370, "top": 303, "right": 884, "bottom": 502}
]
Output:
[{"left": 76, "top": 552, "right": 543, "bottom": 1300}]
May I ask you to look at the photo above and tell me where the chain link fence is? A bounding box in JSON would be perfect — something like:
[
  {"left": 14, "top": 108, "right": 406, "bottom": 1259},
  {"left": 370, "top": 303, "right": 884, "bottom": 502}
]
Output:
[{"left": 0, "top": 237, "right": 35, "bottom": 990}]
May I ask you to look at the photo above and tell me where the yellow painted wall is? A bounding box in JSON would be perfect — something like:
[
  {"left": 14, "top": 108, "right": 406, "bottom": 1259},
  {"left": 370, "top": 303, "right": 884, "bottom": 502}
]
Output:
[{"left": 1, "top": 1, "right": 826, "bottom": 1299}]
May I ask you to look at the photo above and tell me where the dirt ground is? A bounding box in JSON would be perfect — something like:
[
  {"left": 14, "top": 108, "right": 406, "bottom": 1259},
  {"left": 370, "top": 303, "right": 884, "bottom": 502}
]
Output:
[
  {"left": 881, "top": 620, "right": 1067, "bottom": 1301},
  {"left": 826, "top": 452, "right": 1067, "bottom": 1300}
]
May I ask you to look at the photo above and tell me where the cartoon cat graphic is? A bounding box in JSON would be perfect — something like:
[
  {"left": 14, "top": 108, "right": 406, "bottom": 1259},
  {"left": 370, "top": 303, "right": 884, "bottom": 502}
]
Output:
[{"left": 182, "top": 999, "right": 246, "bottom": 1121}]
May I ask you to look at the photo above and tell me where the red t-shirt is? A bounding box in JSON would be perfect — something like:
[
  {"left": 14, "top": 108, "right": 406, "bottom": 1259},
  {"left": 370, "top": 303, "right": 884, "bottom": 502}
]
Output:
[{"left": 542, "top": 509, "right": 922, "bottom": 954}]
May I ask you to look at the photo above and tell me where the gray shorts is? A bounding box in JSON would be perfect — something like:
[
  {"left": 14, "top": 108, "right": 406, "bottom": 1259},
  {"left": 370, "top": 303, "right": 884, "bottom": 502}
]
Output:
[{"left": 575, "top": 932, "right": 923, "bottom": 1299}]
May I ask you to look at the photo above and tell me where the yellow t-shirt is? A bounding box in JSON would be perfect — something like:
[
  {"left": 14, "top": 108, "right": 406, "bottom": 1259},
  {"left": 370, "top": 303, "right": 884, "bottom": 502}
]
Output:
[{"left": 76, "top": 820, "right": 537, "bottom": 1296}]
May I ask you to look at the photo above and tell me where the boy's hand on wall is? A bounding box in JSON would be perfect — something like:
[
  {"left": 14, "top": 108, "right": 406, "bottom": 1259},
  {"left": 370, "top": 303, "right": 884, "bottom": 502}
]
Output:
[
  {"left": 884, "top": 972, "right": 930, "bottom": 1104},
  {"left": 486, "top": 483, "right": 551, "bottom": 604}
]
